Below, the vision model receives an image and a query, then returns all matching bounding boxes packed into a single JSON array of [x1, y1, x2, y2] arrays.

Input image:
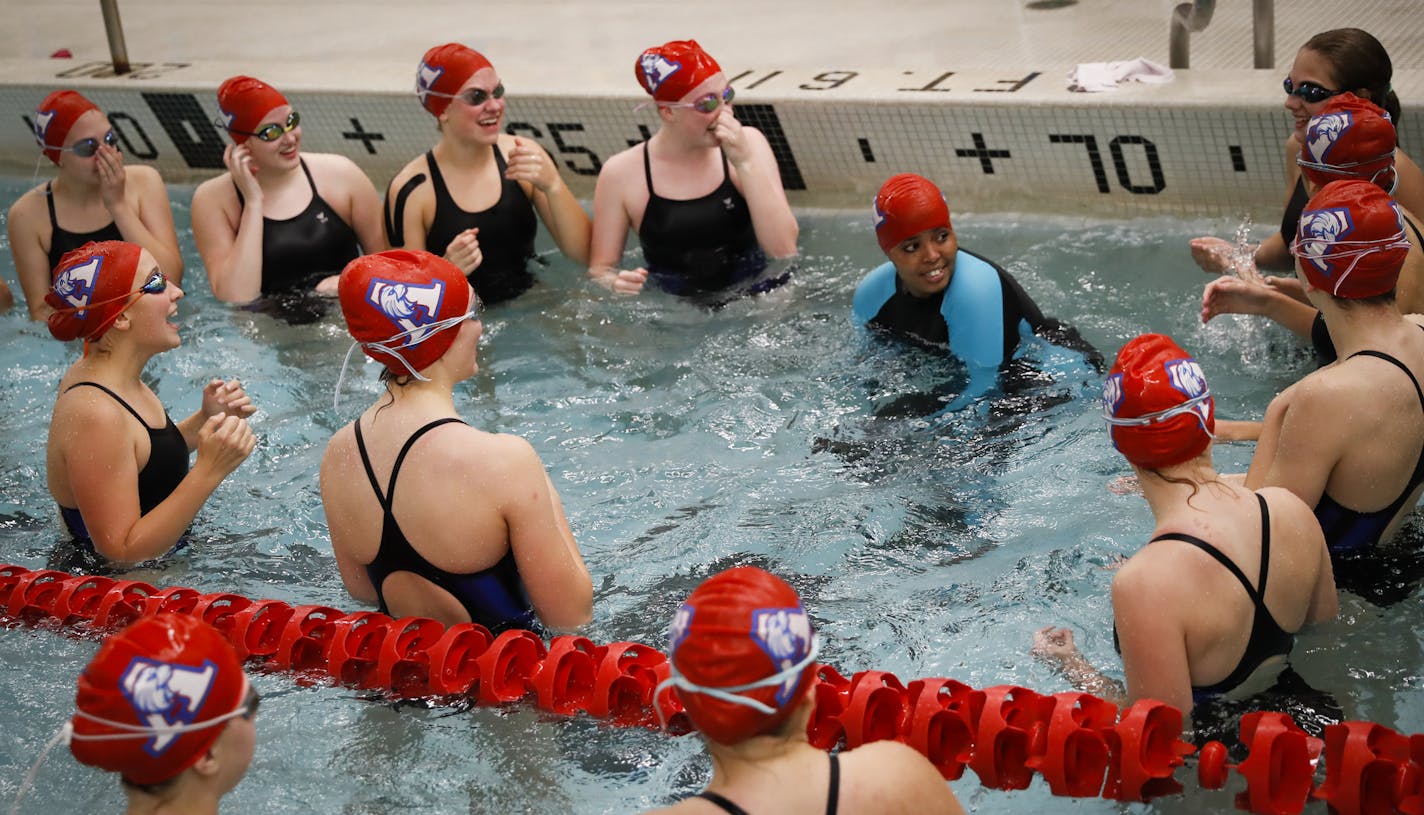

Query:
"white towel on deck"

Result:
[[1067, 58, 1175, 92]]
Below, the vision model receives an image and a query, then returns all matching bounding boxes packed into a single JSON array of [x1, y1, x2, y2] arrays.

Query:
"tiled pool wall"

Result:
[[1, 57, 1421, 218]]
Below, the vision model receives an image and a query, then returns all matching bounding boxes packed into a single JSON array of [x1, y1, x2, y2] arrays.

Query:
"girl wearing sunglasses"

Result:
[[192, 75, 385, 314], [45, 241, 257, 568], [1190, 29, 1424, 282], [589, 39, 798, 299], [6, 89, 183, 321], [385, 43, 591, 304]]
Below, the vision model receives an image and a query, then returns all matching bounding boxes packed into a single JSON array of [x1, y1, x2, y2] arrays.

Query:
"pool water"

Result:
[[0, 185, 1419, 814]]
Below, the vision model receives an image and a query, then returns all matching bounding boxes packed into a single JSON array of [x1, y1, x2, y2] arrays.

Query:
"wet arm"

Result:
[[116, 168, 185, 284], [6, 199, 55, 320], [730, 129, 798, 258], [192, 181, 264, 303], [502, 439, 593, 631]]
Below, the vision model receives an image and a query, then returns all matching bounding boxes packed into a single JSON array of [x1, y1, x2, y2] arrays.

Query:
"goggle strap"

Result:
[[8, 723, 69, 815], [1104, 391, 1215, 439], [332, 310, 473, 411], [654, 635, 821, 731], [66, 704, 250, 743]]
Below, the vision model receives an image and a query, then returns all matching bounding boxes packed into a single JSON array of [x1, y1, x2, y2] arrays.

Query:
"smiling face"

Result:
[[1285, 48, 1341, 140], [887, 224, 958, 298], [123, 249, 185, 350], [244, 104, 301, 171], [440, 67, 505, 144]]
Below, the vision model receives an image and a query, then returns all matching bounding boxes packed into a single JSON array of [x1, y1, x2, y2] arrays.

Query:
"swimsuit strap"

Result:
[[826, 752, 840, 815], [425, 150, 452, 202], [1346, 349, 1424, 413], [695, 791, 751, 815], [642, 141, 657, 198], [63, 381, 159, 430], [1148, 529, 1265, 605], [352, 417, 464, 512], [1404, 212, 1424, 248], [298, 157, 316, 193], [44, 181, 59, 230], [1255, 492, 1272, 595], [384, 173, 427, 247]]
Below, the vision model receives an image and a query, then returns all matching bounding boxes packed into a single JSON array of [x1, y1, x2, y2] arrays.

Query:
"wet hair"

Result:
[[1303, 29, 1400, 129]]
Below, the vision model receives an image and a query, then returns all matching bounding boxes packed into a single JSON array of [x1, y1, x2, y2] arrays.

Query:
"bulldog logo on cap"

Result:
[[1306, 112, 1352, 164], [119, 657, 218, 756], [366, 278, 445, 345], [639, 53, 681, 93], [750, 607, 811, 705], [1299, 207, 1352, 278], [32, 109, 56, 144], [415, 61, 444, 106], [52, 255, 103, 316]]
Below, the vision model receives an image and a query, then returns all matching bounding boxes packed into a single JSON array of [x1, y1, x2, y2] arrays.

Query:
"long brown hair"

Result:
[[1304, 29, 1400, 130]]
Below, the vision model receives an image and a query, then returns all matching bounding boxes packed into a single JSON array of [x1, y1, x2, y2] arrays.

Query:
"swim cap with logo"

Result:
[[46, 240, 146, 344], [635, 40, 722, 104], [217, 76, 289, 145], [416, 43, 494, 117], [70, 615, 248, 786], [1103, 333, 1215, 469], [338, 249, 473, 377], [1299, 93, 1397, 192], [661, 566, 818, 745], [34, 90, 100, 164], [1294, 179, 1409, 299]]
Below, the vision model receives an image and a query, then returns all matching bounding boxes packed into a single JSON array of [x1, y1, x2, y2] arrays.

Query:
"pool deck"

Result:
[[1, 1, 1423, 215]]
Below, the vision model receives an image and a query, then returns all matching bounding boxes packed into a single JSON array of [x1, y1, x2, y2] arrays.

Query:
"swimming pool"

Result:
[[0, 185, 1419, 813]]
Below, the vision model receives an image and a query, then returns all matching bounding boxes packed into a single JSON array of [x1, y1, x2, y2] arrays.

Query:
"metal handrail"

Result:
[[99, 0, 131, 75], [1170, 0, 1275, 70]]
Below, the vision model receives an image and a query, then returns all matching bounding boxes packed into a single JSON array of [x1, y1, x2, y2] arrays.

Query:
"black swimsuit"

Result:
[[386, 148, 537, 304], [637, 143, 770, 296], [695, 753, 839, 815], [353, 417, 537, 633], [1313, 349, 1424, 557], [45, 182, 122, 271], [1114, 494, 1293, 705], [57, 382, 189, 549], [234, 159, 361, 295]]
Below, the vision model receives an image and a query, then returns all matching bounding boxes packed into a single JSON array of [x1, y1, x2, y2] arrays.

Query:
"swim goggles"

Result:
[[332, 301, 483, 410], [421, 83, 505, 107], [52, 269, 168, 318], [220, 110, 300, 142], [1283, 77, 1341, 105], [42, 130, 119, 158], [1290, 227, 1412, 296], [654, 634, 820, 731], [1103, 390, 1215, 439], [638, 86, 735, 114]]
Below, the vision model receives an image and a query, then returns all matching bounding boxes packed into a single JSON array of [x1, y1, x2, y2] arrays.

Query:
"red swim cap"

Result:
[[1300, 94, 1397, 191], [873, 173, 951, 254], [34, 90, 100, 165], [416, 43, 495, 117], [70, 615, 248, 786], [1294, 179, 1409, 299], [635, 40, 722, 104], [338, 249, 473, 377], [46, 240, 145, 344], [217, 76, 288, 144], [665, 567, 817, 745], [1104, 334, 1215, 469]]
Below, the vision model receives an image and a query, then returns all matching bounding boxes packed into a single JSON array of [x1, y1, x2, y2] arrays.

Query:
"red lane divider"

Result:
[[2, 563, 1421, 813]]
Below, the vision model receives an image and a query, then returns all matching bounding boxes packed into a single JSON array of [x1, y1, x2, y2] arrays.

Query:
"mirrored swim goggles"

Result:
[[1283, 77, 1342, 104], [219, 110, 301, 142], [654, 634, 820, 731], [1290, 228, 1412, 296], [332, 299, 484, 410], [40, 129, 120, 158], [421, 83, 505, 107], [637, 85, 735, 114], [1103, 390, 1215, 439]]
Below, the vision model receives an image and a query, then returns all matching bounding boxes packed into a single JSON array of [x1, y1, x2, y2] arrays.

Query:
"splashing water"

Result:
[[1229, 214, 1263, 284]]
